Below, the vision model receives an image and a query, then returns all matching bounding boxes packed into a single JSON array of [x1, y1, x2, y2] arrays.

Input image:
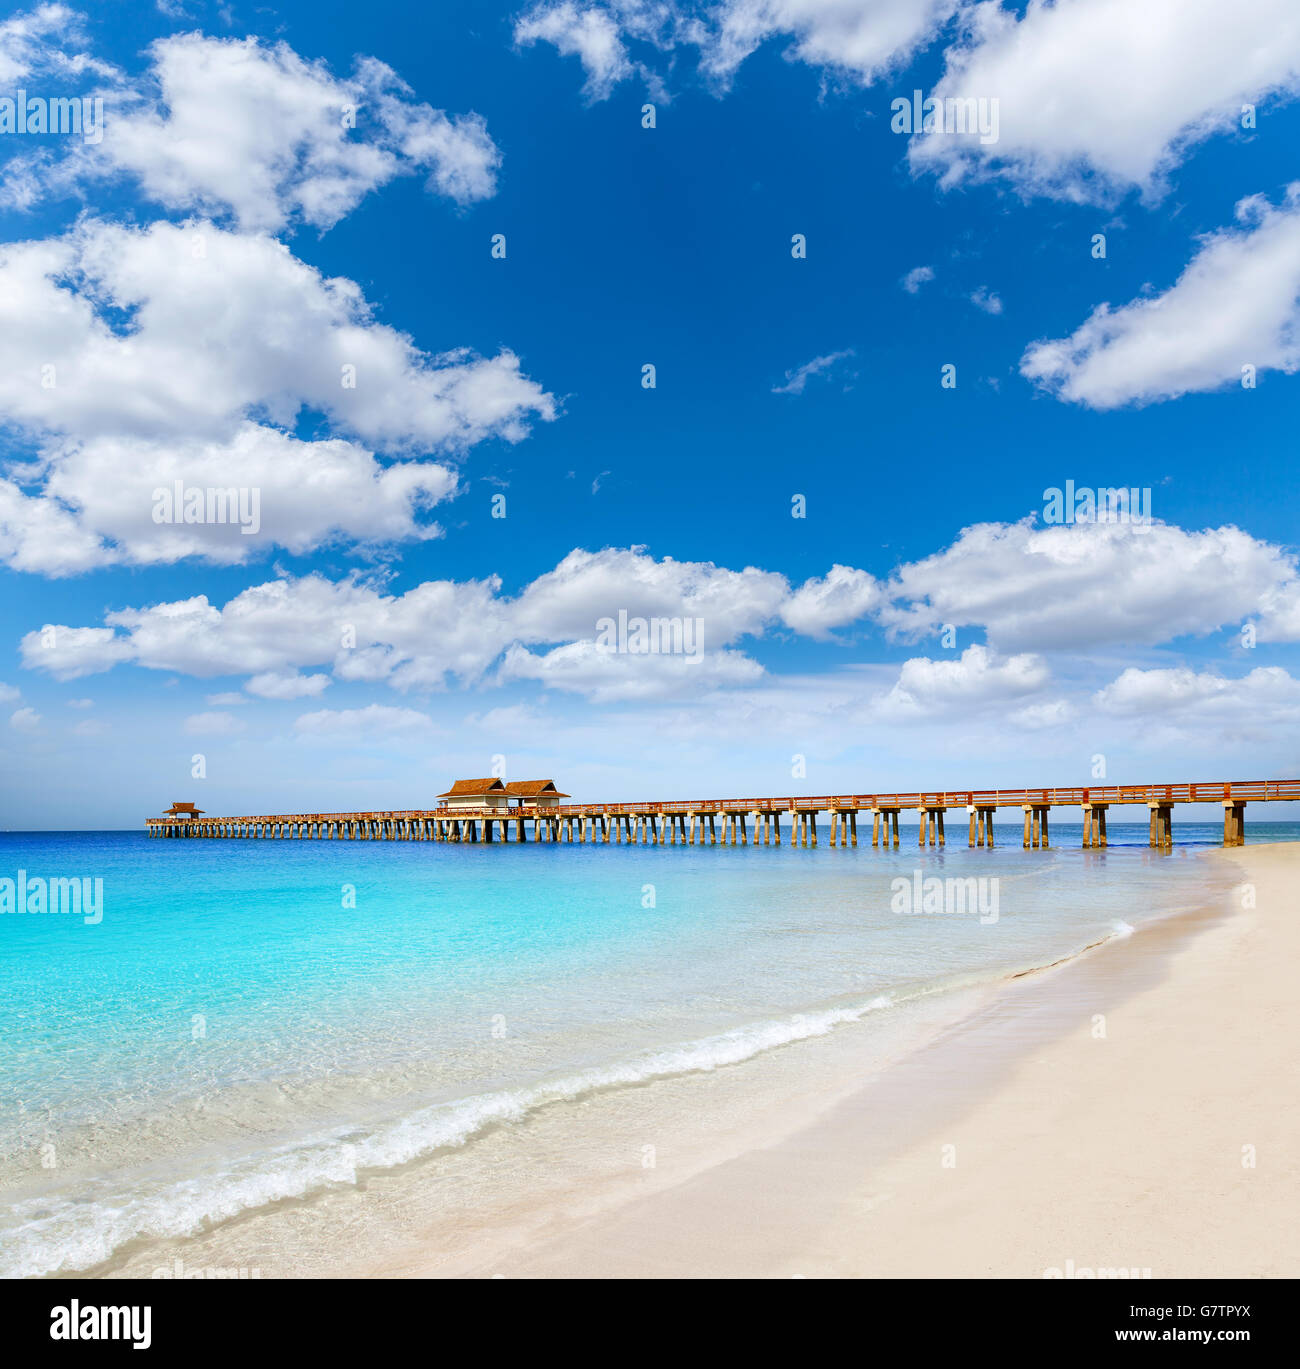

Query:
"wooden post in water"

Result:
[[1222, 800, 1245, 846], [1150, 802, 1172, 849]]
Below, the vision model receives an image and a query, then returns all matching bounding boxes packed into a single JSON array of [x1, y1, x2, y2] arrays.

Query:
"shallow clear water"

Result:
[[0, 822, 1286, 1277]]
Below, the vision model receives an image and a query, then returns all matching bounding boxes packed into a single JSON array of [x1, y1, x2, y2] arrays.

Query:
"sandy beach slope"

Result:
[[433, 843, 1299, 1278]]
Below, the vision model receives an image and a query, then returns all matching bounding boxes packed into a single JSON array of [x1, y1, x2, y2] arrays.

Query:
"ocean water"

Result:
[[0, 822, 1286, 1278]]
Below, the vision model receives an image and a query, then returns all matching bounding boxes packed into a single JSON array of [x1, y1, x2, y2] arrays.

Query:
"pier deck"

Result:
[[145, 780, 1299, 849]]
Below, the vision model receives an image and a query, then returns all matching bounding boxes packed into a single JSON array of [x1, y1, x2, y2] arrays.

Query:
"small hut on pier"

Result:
[[504, 780, 569, 810], [437, 778, 510, 811], [162, 802, 204, 821], [436, 779, 571, 811]]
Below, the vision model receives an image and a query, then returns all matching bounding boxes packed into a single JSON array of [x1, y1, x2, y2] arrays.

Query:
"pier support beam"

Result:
[[1020, 805, 1049, 849], [1223, 800, 1246, 847], [1148, 802, 1174, 850], [1082, 803, 1108, 848]]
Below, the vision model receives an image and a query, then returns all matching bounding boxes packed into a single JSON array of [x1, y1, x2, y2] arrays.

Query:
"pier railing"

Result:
[[146, 778, 1300, 829]]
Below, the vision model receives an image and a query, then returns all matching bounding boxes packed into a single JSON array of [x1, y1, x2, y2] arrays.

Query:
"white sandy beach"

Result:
[[413, 842, 1298, 1278]]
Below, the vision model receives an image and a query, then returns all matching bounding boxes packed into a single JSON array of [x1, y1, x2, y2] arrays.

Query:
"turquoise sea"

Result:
[[0, 822, 1290, 1277]]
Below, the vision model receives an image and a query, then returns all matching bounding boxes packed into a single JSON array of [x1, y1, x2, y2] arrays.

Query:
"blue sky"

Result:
[[1, 0, 1299, 827]]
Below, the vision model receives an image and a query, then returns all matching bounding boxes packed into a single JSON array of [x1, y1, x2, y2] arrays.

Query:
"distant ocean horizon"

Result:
[[2, 823, 1292, 1277]]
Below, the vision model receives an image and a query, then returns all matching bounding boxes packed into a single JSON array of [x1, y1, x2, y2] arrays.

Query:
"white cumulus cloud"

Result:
[[1021, 188, 1300, 408], [909, 0, 1300, 202], [3, 31, 501, 228], [0, 219, 553, 573]]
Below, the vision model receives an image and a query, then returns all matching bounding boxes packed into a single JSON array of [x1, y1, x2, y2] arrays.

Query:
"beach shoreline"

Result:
[[70, 839, 1296, 1280], [399, 841, 1298, 1278]]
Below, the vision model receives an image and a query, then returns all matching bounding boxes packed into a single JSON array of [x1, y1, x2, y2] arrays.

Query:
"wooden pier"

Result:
[[145, 780, 1297, 849]]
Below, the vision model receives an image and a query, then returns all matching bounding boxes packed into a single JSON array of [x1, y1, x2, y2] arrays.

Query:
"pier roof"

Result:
[[163, 801, 204, 815], [437, 778, 507, 798], [504, 780, 570, 798]]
